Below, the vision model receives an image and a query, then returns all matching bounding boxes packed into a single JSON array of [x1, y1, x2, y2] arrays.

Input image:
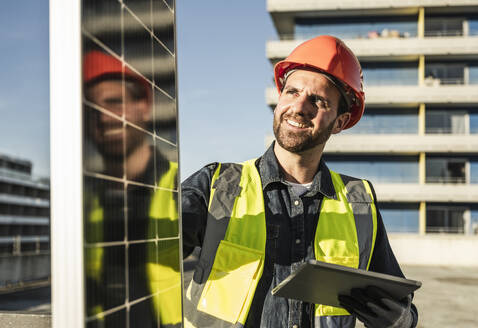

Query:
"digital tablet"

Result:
[[271, 260, 421, 307]]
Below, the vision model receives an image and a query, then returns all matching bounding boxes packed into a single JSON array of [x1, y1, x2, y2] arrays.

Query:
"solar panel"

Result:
[[82, 1, 181, 327]]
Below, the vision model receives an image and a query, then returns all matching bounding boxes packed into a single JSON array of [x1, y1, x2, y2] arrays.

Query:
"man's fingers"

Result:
[[338, 294, 376, 317], [339, 301, 371, 326], [366, 300, 392, 318], [381, 297, 406, 312], [365, 285, 393, 301]]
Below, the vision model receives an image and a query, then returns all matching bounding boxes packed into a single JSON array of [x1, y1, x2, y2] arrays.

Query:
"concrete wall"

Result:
[[389, 234, 478, 267], [267, 0, 478, 12], [267, 36, 478, 60], [0, 313, 51, 328], [0, 254, 50, 289], [324, 134, 478, 154]]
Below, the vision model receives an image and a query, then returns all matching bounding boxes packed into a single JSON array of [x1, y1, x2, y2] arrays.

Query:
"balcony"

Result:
[[365, 84, 478, 105], [0, 174, 49, 190], [0, 215, 49, 225], [374, 183, 478, 202], [267, 0, 476, 13], [268, 0, 478, 37], [323, 134, 478, 154], [265, 84, 478, 106], [0, 194, 50, 208], [267, 35, 478, 61]]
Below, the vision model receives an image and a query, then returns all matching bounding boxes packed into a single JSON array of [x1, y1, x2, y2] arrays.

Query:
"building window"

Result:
[[343, 108, 418, 134], [471, 161, 478, 184], [426, 157, 467, 183], [425, 17, 463, 37], [425, 63, 464, 85], [469, 66, 478, 85], [379, 203, 419, 233], [471, 209, 478, 235], [426, 205, 466, 233], [324, 155, 419, 183], [425, 110, 467, 134], [471, 112, 478, 133], [295, 17, 417, 40], [470, 19, 478, 36], [363, 63, 418, 86]]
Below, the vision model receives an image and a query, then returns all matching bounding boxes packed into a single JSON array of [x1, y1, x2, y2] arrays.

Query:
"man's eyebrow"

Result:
[[283, 84, 330, 105], [309, 94, 327, 103], [283, 85, 299, 92]]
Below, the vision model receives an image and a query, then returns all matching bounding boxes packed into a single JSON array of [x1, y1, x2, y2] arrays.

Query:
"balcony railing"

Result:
[[0, 235, 50, 256], [426, 226, 465, 234], [425, 127, 470, 134], [272, 29, 473, 41], [424, 30, 463, 37], [0, 168, 50, 189], [426, 176, 467, 184], [424, 77, 464, 86], [0, 194, 50, 207]]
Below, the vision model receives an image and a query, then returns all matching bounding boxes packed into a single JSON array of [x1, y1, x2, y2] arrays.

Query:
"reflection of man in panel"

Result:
[[182, 36, 419, 328], [83, 51, 181, 327], [83, 50, 152, 179]]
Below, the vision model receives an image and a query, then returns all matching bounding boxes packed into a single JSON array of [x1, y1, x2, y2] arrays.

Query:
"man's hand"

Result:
[[338, 286, 413, 328]]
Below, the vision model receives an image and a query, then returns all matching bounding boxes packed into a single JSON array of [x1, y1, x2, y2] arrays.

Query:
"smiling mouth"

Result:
[[103, 127, 123, 136], [286, 119, 308, 128]]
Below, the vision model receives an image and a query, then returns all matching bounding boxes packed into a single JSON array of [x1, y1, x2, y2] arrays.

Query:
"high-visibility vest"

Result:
[[147, 161, 183, 327], [86, 162, 182, 327], [184, 159, 377, 328]]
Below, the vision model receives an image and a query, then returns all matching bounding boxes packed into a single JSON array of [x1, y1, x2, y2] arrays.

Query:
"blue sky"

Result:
[[177, 1, 276, 178], [0, 1, 50, 177], [0, 1, 276, 179]]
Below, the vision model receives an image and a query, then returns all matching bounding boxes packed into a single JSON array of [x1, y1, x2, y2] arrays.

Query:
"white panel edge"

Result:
[[50, 0, 84, 327]]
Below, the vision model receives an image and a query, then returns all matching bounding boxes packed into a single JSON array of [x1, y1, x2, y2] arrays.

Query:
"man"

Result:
[[83, 50, 182, 327], [182, 35, 418, 328]]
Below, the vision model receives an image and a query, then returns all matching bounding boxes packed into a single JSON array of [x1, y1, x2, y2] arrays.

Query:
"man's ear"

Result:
[[332, 112, 351, 134]]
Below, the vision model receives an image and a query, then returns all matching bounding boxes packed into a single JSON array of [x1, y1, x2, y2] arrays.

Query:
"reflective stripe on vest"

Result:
[[184, 160, 265, 328], [85, 194, 105, 318], [314, 171, 378, 325], [185, 160, 377, 328], [147, 161, 183, 327]]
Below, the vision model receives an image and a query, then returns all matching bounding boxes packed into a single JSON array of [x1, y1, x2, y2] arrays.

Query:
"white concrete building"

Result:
[[266, 0, 478, 266], [0, 155, 50, 290]]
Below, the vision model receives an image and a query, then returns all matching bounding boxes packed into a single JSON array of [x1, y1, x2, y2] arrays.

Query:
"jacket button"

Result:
[[294, 200, 299, 206], [295, 239, 301, 244], [293, 325, 298, 328]]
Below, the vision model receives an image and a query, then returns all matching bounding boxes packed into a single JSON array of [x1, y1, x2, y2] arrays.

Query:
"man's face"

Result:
[[86, 79, 151, 157], [273, 69, 344, 153]]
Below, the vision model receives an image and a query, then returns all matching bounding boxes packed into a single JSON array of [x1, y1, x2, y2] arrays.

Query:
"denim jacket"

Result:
[[181, 144, 418, 328]]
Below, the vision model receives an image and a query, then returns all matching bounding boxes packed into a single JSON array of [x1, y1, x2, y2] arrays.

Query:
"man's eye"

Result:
[[313, 96, 326, 107], [104, 97, 123, 106]]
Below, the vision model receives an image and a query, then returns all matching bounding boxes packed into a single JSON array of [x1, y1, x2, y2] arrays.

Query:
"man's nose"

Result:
[[289, 93, 310, 115]]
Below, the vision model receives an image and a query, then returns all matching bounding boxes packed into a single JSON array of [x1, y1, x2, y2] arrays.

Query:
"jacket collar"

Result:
[[258, 142, 337, 199]]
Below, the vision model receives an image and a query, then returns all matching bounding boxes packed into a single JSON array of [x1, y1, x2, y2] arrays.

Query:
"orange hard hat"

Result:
[[274, 35, 364, 129], [83, 51, 151, 99]]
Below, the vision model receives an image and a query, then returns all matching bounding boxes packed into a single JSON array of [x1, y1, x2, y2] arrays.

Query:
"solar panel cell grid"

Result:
[[82, 1, 181, 326]]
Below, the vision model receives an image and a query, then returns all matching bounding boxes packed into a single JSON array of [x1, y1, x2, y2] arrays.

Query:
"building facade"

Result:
[[266, 0, 478, 266], [0, 154, 50, 291]]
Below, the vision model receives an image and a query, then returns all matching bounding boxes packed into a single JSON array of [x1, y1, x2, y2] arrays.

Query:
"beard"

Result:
[[273, 113, 336, 153]]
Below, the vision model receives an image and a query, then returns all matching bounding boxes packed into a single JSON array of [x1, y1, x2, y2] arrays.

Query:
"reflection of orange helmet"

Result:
[[274, 35, 364, 129], [83, 51, 151, 99]]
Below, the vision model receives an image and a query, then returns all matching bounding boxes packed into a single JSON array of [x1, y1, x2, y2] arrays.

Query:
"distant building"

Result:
[[0, 154, 50, 290], [266, 0, 478, 265]]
